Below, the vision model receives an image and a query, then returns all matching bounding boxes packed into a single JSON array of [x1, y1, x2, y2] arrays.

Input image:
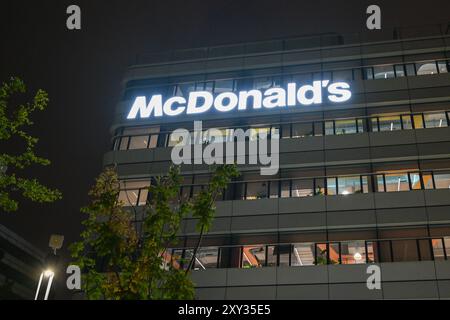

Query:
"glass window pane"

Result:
[[119, 137, 129, 150], [373, 65, 395, 79], [315, 243, 328, 265], [148, 135, 158, 148], [193, 247, 219, 270], [366, 241, 376, 263], [242, 245, 265, 268], [424, 113, 448, 128], [437, 61, 448, 73], [292, 122, 313, 138], [333, 69, 353, 81], [432, 239, 446, 260], [357, 119, 365, 133], [409, 173, 422, 190], [338, 176, 361, 195], [315, 178, 326, 196], [384, 172, 410, 192], [329, 243, 340, 264], [327, 178, 337, 195], [280, 180, 290, 198], [416, 62, 438, 75], [214, 79, 234, 93], [278, 245, 291, 266], [341, 241, 366, 264], [269, 181, 279, 198], [362, 176, 369, 193], [324, 121, 334, 135], [267, 246, 277, 267], [281, 124, 291, 139], [128, 135, 149, 150], [434, 171, 450, 189], [363, 67, 373, 80], [246, 181, 268, 200], [405, 64, 416, 76], [413, 114, 424, 129], [378, 115, 402, 131], [394, 65, 405, 77], [392, 240, 419, 262], [138, 189, 148, 205], [376, 175, 385, 192], [176, 83, 195, 98], [292, 179, 314, 197], [253, 77, 273, 90], [370, 118, 379, 132], [314, 121, 324, 136], [292, 243, 315, 266], [335, 119, 357, 135], [118, 190, 139, 206], [422, 173, 434, 189], [401, 115, 413, 129]]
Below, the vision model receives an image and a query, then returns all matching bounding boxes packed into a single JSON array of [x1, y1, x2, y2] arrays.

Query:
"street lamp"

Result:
[[34, 234, 64, 300]]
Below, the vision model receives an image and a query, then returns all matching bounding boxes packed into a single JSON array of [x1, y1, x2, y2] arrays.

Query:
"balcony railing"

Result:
[[164, 236, 450, 271]]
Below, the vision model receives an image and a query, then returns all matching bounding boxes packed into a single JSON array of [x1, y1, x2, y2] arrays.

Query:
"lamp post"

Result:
[[34, 234, 64, 300]]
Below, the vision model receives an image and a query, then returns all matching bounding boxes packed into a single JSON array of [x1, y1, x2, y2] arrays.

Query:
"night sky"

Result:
[[1, 0, 450, 294]]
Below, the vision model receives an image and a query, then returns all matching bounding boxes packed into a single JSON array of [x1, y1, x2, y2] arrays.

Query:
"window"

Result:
[[253, 77, 273, 90], [118, 180, 150, 206], [326, 178, 337, 195], [375, 175, 385, 192], [341, 241, 367, 264], [246, 181, 268, 199], [277, 245, 291, 266], [333, 69, 353, 81], [362, 67, 374, 80], [291, 179, 314, 197], [334, 119, 357, 135], [409, 172, 422, 190], [378, 115, 402, 131], [242, 245, 265, 268], [391, 239, 419, 262], [315, 243, 328, 265], [424, 113, 448, 128], [118, 126, 160, 150], [324, 121, 334, 135], [432, 239, 446, 260], [422, 172, 434, 189], [405, 63, 416, 76], [281, 124, 291, 139], [291, 243, 315, 266], [338, 176, 362, 195], [416, 62, 438, 75], [267, 245, 277, 266], [214, 79, 235, 93], [168, 131, 189, 147], [401, 115, 413, 129], [413, 114, 424, 129], [394, 65, 406, 77], [175, 83, 195, 98], [384, 172, 410, 192], [373, 65, 395, 79], [191, 247, 219, 270], [269, 181, 279, 198], [314, 121, 324, 136], [437, 61, 448, 73], [292, 122, 313, 138], [434, 171, 450, 189], [280, 180, 291, 198]]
